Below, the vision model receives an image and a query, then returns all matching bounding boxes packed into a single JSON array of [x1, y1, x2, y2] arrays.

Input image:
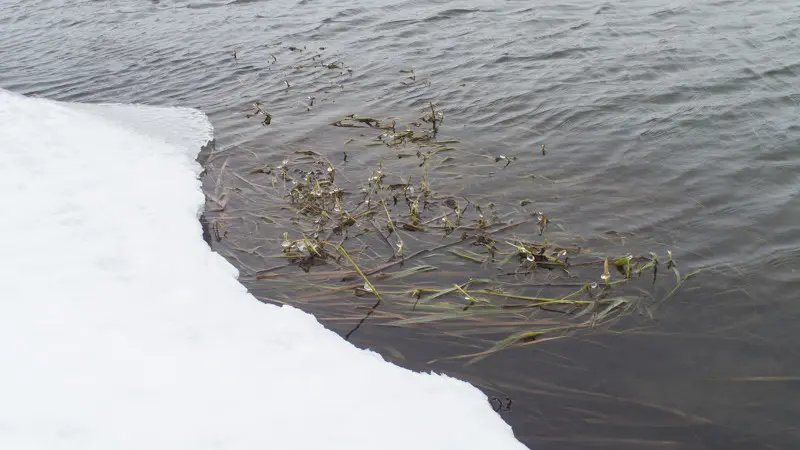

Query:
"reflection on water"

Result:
[[3, 0, 799, 447]]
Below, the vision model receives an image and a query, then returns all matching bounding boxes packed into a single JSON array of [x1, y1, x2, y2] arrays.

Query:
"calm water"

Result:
[[3, 0, 800, 448]]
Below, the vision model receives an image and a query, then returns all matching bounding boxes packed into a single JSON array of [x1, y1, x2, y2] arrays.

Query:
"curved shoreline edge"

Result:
[[0, 89, 527, 450]]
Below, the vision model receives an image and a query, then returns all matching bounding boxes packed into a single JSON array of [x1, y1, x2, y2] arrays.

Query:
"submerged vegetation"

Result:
[[203, 43, 695, 363], [207, 86, 693, 363]]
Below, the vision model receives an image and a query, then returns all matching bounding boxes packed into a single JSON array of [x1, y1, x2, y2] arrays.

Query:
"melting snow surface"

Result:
[[0, 89, 527, 450]]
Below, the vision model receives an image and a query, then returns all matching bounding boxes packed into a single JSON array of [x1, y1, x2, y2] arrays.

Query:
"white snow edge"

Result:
[[0, 89, 527, 450]]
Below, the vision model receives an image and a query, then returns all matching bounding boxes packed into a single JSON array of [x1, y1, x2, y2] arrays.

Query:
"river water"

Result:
[[3, 0, 799, 448]]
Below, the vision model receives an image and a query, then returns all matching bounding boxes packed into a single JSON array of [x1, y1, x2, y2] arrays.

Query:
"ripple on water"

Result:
[[3, 0, 800, 447]]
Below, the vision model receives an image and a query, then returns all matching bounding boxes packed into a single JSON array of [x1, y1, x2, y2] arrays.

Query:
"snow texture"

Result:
[[0, 89, 527, 450]]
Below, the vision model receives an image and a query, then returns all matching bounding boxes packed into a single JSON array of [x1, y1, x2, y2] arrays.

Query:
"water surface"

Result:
[[3, 0, 799, 447]]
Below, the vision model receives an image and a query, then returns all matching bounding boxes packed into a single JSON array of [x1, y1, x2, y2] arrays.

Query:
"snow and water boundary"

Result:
[[0, 89, 527, 450]]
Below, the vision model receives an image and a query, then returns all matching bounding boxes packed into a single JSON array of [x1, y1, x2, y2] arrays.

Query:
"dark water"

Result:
[[4, 0, 800, 447]]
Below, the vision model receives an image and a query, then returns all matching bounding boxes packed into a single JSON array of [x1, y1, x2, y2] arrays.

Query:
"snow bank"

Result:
[[0, 89, 527, 450]]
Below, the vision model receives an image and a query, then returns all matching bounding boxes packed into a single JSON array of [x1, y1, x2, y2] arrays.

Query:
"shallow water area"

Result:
[[3, 0, 800, 447], [1, 89, 530, 450]]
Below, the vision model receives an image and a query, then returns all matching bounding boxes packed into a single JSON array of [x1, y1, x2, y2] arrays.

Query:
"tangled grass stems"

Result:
[[226, 101, 695, 361]]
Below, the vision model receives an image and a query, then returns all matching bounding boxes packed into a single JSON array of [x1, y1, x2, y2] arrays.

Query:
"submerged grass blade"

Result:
[[385, 310, 482, 326], [449, 249, 487, 264], [377, 265, 438, 280], [453, 284, 490, 309], [334, 244, 384, 304], [593, 296, 634, 321], [428, 335, 569, 365]]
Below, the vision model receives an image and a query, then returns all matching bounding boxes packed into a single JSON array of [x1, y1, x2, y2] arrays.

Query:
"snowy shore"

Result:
[[0, 90, 527, 450]]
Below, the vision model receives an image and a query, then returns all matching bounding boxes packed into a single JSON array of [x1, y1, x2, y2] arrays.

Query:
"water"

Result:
[[3, 0, 800, 447]]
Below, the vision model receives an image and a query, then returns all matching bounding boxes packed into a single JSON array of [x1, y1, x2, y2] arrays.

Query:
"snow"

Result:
[[0, 89, 527, 450]]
